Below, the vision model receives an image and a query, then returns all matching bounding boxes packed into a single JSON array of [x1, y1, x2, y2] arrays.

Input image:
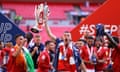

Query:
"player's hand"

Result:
[[34, 46, 38, 51]]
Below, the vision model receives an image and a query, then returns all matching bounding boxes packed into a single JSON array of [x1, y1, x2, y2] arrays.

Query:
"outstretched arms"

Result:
[[104, 32, 118, 48], [44, 18, 57, 41]]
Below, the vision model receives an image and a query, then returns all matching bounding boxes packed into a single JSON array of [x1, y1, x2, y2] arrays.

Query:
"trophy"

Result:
[[91, 52, 97, 65], [31, 2, 50, 33], [96, 23, 104, 37], [91, 54, 97, 64]]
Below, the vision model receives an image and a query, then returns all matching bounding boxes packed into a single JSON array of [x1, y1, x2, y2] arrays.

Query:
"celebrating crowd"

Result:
[[0, 18, 120, 72]]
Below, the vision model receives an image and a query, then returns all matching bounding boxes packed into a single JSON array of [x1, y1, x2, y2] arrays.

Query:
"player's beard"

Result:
[[64, 38, 70, 45], [96, 45, 100, 49]]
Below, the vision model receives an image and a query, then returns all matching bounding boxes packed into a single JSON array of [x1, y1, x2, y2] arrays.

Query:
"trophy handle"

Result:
[[31, 3, 44, 33]]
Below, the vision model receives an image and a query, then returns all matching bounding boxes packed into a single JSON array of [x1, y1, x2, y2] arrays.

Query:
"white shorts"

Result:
[[86, 69, 95, 72]]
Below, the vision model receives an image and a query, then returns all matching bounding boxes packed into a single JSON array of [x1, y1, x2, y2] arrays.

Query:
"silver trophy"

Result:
[[31, 3, 50, 33]]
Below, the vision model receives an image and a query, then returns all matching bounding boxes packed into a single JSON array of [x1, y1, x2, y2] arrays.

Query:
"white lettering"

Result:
[[79, 24, 119, 36], [89, 25, 95, 35], [111, 25, 118, 32], [0, 23, 13, 43]]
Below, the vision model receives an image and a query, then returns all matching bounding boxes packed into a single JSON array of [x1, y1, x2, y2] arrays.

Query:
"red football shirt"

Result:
[[37, 49, 51, 72], [95, 47, 107, 71], [111, 44, 120, 72], [80, 45, 95, 69], [7, 45, 27, 72]]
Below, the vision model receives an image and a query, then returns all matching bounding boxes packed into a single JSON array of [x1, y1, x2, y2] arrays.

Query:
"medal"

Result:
[[87, 45, 93, 60]]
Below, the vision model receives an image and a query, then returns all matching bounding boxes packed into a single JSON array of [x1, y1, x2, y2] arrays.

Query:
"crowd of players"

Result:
[[0, 18, 120, 72]]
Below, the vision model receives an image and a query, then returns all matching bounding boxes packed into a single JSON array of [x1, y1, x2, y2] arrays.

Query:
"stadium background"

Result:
[[0, 0, 105, 42]]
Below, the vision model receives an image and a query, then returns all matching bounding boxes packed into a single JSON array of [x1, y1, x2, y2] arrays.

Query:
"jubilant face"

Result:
[[48, 42, 56, 52], [76, 40, 85, 48], [16, 36, 25, 46], [95, 40, 102, 48], [86, 38, 94, 46], [62, 32, 72, 44], [34, 35, 41, 45]]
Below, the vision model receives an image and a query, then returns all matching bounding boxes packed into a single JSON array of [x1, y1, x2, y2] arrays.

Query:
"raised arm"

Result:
[[44, 18, 57, 41], [104, 32, 118, 48], [12, 45, 22, 57]]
